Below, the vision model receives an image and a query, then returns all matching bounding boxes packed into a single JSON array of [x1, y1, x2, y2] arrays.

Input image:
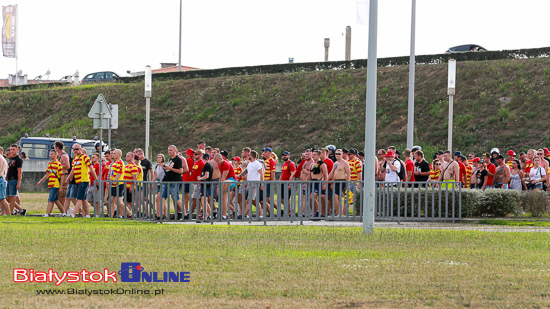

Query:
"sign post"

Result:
[[88, 94, 112, 218], [447, 60, 456, 152]]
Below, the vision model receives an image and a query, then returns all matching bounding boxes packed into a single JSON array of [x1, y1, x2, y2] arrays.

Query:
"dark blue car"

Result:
[[81, 71, 119, 84]]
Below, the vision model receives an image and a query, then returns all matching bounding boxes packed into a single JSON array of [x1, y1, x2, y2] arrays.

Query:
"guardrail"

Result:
[[84, 179, 462, 223]]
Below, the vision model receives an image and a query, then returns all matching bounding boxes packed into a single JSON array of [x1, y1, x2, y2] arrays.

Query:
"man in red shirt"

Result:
[[483, 153, 496, 187], [87, 153, 101, 216], [182, 148, 195, 214], [261, 147, 278, 217], [403, 149, 415, 183], [320, 148, 334, 216], [454, 151, 466, 187], [189, 150, 205, 217], [214, 153, 237, 220], [524, 149, 535, 174], [279, 151, 296, 217]]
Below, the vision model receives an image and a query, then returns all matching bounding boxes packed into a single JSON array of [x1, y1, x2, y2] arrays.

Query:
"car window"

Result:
[[21, 143, 49, 159], [95, 72, 105, 79], [84, 74, 94, 79], [105, 72, 114, 79]]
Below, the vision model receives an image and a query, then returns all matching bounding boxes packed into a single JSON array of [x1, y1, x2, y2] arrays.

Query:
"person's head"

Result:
[[403, 148, 411, 159], [468, 153, 475, 160], [506, 150, 515, 160], [358, 151, 365, 161], [262, 147, 272, 159], [271, 152, 278, 162], [533, 156, 541, 167], [92, 153, 99, 163], [114, 149, 122, 160], [519, 152, 526, 160], [193, 150, 202, 162], [101, 156, 107, 166], [205, 146, 212, 155], [242, 147, 251, 158], [0, 146, 3, 155], [157, 154, 165, 164], [20, 151, 27, 159], [249, 150, 258, 162], [527, 149, 535, 160], [443, 150, 452, 162], [460, 156, 468, 165], [537, 149, 545, 159], [214, 153, 224, 165], [304, 149, 312, 160], [300, 153, 305, 161], [472, 157, 480, 168], [72, 143, 82, 156], [348, 148, 357, 159], [202, 153, 210, 162], [483, 153, 491, 162], [282, 151, 290, 162], [312, 149, 321, 160], [388, 146, 396, 152], [385, 150, 395, 161], [454, 151, 462, 161], [212, 148, 219, 156], [49, 149, 57, 161], [436, 150, 443, 161], [54, 141, 64, 152], [432, 159, 441, 170], [10, 144, 18, 156], [135, 148, 145, 160], [335, 149, 343, 160], [415, 150, 424, 162], [377, 149, 387, 160], [232, 156, 242, 166], [512, 159, 520, 170], [197, 140, 205, 150], [478, 159, 486, 169], [125, 152, 134, 163], [104, 151, 111, 161], [320, 148, 328, 160], [133, 154, 141, 165], [342, 148, 349, 160], [496, 155, 505, 165], [220, 150, 229, 160], [168, 145, 177, 158]]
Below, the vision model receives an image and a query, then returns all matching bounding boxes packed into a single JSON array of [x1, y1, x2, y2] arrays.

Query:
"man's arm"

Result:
[[486, 165, 495, 177], [454, 163, 460, 182], [504, 166, 511, 185], [181, 159, 189, 174], [220, 170, 229, 182], [345, 162, 351, 181]]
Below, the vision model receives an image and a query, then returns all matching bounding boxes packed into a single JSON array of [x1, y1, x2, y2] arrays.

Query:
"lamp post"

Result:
[[447, 59, 456, 152], [178, 0, 182, 72], [145, 65, 152, 159], [406, 0, 416, 149]]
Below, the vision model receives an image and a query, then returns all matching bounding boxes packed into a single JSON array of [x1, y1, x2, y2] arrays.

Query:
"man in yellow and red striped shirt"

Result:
[[460, 156, 472, 188], [109, 149, 126, 218], [123, 152, 139, 213], [261, 147, 278, 216], [37, 149, 65, 216], [64, 144, 97, 218]]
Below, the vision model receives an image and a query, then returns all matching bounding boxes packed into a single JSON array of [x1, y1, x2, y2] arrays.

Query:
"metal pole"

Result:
[[448, 95, 453, 151], [108, 103, 112, 149], [98, 105, 103, 218], [363, 0, 377, 234], [406, 0, 416, 149], [145, 97, 150, 159], [178, 0, 182, 72]]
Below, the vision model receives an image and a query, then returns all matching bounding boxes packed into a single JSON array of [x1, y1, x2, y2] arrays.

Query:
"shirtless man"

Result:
[[376, 149, 387, 182], [236, 147, 251, 216], [492, 155, 511, 189], [469, 157, 480, 189], [0, 151, 10, 215], [291, 149, 314, 216], [438, 150, 459, 188], [309, 150, 328, 217], [537, 149, 550, 187], [327, 149, 350, 216], [209, 149, 221, 216], [54, 141, 71, 207]]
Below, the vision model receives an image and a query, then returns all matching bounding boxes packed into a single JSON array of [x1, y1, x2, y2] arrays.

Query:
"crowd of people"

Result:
[[0, 140, 546, 219]]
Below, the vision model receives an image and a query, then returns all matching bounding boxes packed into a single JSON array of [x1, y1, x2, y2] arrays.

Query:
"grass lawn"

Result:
[[1, 217, 549, 308], [478, 219, 550, 227]]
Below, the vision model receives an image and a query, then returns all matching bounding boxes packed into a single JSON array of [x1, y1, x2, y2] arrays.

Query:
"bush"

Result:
[[520, 191, 550, 217]]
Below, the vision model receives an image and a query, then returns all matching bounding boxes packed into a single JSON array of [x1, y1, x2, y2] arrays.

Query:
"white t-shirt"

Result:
[[246, 160, 263, 181], [530, 166, 546, 182], [385, 160, 401, 183]]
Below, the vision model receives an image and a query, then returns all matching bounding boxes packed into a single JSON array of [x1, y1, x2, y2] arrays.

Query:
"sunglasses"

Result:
[[435, 163, 441, 166], [336, 153, 342, 155], [538, 153, 544, 155], [72, 148, 80, 150]]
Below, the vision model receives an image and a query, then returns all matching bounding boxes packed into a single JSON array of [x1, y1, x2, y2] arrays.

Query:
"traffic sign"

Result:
[[88, 94, 112, 119]]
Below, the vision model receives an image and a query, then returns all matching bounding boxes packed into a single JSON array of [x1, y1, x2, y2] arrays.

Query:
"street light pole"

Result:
[[145, 66, 152, 159], [178, 0, 182, 72], [407, 0, 416, 149], [447, 59, 456, 152]]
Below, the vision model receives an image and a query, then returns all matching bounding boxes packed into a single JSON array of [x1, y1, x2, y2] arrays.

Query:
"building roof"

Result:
[[151, 65, 199, 74]]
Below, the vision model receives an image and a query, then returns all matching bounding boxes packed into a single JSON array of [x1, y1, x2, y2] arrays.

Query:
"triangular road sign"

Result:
[[88, 94, 112, 119]]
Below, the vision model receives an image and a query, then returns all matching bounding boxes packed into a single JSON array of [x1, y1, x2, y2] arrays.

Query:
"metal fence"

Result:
[[87, 179, 461, 223]]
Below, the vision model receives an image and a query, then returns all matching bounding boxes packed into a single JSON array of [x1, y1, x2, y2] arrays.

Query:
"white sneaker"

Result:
[[61, 213, 66, 217], [70, 214, 75, 218], [84, 215, 90, 218], [67, 208, 74, 215], [42, 214, 49, 217]]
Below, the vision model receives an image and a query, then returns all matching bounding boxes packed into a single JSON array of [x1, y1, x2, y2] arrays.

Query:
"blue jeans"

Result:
[[0, 177, 6, 200], [162, 183, 179, 202], [6, 179, 17, 197], [48, 187, 60, 202]]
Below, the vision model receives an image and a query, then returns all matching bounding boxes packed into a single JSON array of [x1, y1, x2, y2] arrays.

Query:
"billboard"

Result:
[[2, 5, 17, 58]]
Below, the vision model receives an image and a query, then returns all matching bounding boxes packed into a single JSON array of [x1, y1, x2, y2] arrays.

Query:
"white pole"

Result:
[[145, 66, 152, 159], [406, 0, 416, 149], [363, 0, 377, 234], [447, 59, 456, 152], [178, 0, 182, 72], [448, 95, 453, 152]]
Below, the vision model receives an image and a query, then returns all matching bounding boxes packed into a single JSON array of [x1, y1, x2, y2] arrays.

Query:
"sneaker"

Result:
[[84, 215, 90, 218], [222, 216, 228, 220], [245, 215, 250, 219], [70, 214, 75, 218], [154, 216, 161, 221], [176, 212, 183, 220], [61, 213, 66, 217], [314, 211, 320, 218], [42, 214, 49, 218], [20, 209, 27, 216], [67, 208, 74, 215], [12, 209, 19, 215], [183, 215, 189, 220], [237, 215, 243, 220], [259, 215, 264, 219]]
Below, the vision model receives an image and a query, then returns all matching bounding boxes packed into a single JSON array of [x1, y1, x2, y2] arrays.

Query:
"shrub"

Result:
[[520, 191, 550, 217]]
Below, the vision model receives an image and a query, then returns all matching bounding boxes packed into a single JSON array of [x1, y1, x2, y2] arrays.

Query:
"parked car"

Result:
[[445, 44, 487, 53], [81, 71, 119, 84]]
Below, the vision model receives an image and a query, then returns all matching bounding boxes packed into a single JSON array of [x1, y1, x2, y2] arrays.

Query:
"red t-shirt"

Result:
[[324, 158, 334, 175], [457, 161, 466, 182], [90, 163, 100, 186], [182, 157, 194, 181], [191, 159, 205, 182], [405, 159, 415, 182], [525, 160, 533, 174], [486, 163, 496, 186], [219, 160, 236, 180], [280, 160, 296, 181]]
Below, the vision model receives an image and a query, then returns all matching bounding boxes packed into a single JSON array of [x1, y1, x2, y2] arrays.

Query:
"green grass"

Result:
[[478, 219, 550, 226], [0, 218, 549, 307]]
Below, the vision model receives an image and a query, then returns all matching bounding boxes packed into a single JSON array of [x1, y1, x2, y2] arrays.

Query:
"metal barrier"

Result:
[[87, 180, 461, 223], [375, 181, 462, 223]]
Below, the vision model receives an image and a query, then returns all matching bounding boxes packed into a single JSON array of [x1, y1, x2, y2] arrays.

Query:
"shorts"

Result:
[[441, 180, 455, 189], [278, 183, 291, 201], [333, 181, 347, 196], [470, 184, 476, 189], [225, 178, 236, 190], [156, 183, 162, 194], [76, 182, 89, 201], [237, 183, 246, 195], [493, 183, 508, 189], [191, 184, 201, 199], [312, 181, 322, 194], [48, 187, 60, 203], [6, 179, 17, 197], [0, 177, 5, 201], [67, 183, 78, 199], [259, 183, 272, 202], [199, 184, 212, 197], [247, 183, 259, 201], [87, 185, 97, 202], [183, 183, 191, 194], [125, 188, 133, 203], [111, 184, 124, 197], [162, 183, 179, 201], [211, 179, 220, 198]]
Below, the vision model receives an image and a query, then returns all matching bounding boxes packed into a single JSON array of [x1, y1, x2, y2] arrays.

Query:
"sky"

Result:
[[0, 0, 549, 80]]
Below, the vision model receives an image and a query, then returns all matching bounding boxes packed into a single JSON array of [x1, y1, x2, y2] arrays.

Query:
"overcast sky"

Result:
[[1, 0, 548, 80]]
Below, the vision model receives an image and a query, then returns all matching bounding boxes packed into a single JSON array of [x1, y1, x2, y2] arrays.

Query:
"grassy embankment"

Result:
[[1, 57, 550, 158]]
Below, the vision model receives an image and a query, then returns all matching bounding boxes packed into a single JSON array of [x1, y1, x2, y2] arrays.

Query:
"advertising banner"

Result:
[[2, 5, 17, 58]]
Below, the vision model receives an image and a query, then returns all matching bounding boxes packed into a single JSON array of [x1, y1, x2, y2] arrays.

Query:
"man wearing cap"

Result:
[[474, 159, 488, 189], [490, 150, 499, 166], [181, 148, 195, 214], [341, 149, 349, 161], [438, 151, 459, 188], [506, 150, 516, 169], [261, 147, 278, 217], [384, 151, 401, 184], [279, 151, 295, 217], [453, 151, 466, 187], [493, 155, 511, 189], [469, 157, 480, 189]]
